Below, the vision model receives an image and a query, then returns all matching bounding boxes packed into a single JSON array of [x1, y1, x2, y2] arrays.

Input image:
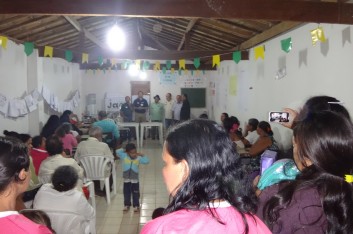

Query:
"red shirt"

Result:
[[30, 148, 49, 175]]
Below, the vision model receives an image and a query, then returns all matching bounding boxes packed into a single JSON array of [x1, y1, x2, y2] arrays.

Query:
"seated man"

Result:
[[75, 126, 114, 195], [92, 111, 120, 150]]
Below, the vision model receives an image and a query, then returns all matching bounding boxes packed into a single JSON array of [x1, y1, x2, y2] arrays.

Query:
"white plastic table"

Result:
[[140, 122, 163, 148], [118, 122, 140, 148]]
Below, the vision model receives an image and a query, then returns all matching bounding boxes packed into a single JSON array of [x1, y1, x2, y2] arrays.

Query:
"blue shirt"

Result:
[[92, 119, 120, 139], [120, 103, 133, 122], [116, 149, 149, 180], [133, 98, 149, 113]]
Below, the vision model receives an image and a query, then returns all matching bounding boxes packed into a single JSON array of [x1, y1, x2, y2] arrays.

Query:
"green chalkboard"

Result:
[[181, 88, 206, 108]]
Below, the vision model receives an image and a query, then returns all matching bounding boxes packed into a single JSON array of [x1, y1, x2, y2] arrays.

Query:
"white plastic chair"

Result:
[[45, 210, 95, 234], [78, 155, 117, 204], [83, 180, 96, 210]]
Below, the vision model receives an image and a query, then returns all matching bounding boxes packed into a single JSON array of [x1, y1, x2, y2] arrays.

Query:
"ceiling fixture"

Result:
[[106, 25, 125, 51]]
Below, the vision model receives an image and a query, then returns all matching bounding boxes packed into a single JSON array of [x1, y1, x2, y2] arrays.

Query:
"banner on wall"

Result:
[[105, 94, 125, 112], [159, 70, 176, 85]]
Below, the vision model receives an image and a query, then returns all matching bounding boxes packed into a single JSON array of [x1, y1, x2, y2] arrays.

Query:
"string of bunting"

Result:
[[0, 25, 327, 75]]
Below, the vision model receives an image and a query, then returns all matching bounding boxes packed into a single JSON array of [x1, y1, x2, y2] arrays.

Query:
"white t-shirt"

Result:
[[245, 131, 260, 145]]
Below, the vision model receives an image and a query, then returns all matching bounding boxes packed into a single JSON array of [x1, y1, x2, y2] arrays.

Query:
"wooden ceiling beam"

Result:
[[63, 16, 108, 50], [1, 0, 353, 24], [178, 18, 198, 51]]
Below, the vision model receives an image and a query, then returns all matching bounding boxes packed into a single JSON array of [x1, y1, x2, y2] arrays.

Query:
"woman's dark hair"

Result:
[[55, 123, 72, 138], [32, 136, 44, 148], [222, 112, 229, 119], [19, 209, 55, 233], [182, 93, 188, 99], [223, 116, 242, 137], [59, 110, 73, 124], [18, 134, 31, 144], [248, 118, 259, 130], [152, 207, 165, 219], [263, 111, 353, 233], [0, 136, 30, 193], [41, 115, 60, 139], [164, 119, 257, 233], [3, 130, 20, 139], [295, 96, 351, 126], [199, 113, 208, 119], [45, 136, 63, 156], [52, 165, 78, 192], [125, 143, 136, 152], [258, 121, 273, 136]]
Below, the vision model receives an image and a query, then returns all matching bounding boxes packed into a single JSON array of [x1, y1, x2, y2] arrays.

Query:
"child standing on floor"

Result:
[[116, 143, 149, 212]]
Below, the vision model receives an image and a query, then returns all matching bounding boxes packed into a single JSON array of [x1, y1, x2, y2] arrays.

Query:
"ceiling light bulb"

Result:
[[139, 71, 147, 80], [107, 25, 125, 51], [128, 64, 139, 77]]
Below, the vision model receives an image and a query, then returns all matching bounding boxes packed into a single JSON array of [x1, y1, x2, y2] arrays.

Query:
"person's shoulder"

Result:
[[1, 214, 52, 234]]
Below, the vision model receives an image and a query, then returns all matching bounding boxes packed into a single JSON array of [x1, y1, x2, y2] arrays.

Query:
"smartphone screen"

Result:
[[269, 111, 289, 123]]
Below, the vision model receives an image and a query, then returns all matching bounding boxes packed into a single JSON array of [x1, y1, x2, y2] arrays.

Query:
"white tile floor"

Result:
[[95, 140, 169, 234]]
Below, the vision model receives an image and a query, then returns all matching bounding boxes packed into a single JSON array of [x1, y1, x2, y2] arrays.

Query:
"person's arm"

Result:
[[115, 148, 126, 160], [248, 137, 271, 156], [138, 153, 150, 164], [77, 192, 95, 221]]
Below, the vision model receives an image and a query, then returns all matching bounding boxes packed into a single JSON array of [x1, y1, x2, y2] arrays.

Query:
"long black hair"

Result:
[[164, 119, 257, 233], [263, 111, 353, 233]]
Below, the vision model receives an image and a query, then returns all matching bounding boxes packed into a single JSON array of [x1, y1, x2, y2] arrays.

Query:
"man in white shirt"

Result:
[[172, 95, 183, 124], [241, 118, 260, 147], [74, 126, 114, 196], [164, 93, 175, 130]]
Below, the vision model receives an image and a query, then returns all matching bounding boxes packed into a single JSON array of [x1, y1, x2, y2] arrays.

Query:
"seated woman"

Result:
[[40, 115, 61, 139], [0, 136, 52, 233], [141, 119, 271, 234], [256, 111, 353, 233], [55, 123, 77, 156], [223, 116, 245, 149], [30, 136, 49, 176], [247, 121, 278, 157], [59, 110, 82, 135], [34, 166, 95, 234]]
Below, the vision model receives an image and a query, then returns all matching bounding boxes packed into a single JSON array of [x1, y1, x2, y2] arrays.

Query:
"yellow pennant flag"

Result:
[[0, 36, 8, 49], [254, 46, 265, 60], [212, 55, 220, 68], [196, 70, 200, 76], [154, 61, 160, 71], [82, 53, 89, 64], [44, 46, 53, 58], [179, 59, 186, 70], [171, 68, 175, 73], [135, 60, 141, 69], [184, 69, 189, 75], [311, 26, 326, 46]]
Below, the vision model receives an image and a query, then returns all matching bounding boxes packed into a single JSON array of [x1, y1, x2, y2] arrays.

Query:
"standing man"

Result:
[[164, 93, 174, 130], [180, 93, 191, 121], [150, 95, 164, 140], [120, 96, 135, 140], [133, 91, 149, 123], [172, 95, 183, 124]]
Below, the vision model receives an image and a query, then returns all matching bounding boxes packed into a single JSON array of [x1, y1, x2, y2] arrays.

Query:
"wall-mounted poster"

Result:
[[159, 70, 176, 85]]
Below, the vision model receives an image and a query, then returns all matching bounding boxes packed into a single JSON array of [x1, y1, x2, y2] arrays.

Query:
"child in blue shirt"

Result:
[[116, 143, 149, 212]]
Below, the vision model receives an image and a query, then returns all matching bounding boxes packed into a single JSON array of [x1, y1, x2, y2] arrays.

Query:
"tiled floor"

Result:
[[95, 140, 169, 234]]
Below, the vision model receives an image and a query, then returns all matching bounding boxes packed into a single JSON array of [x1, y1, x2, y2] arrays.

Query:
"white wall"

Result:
[[209, 23, 353, 150]]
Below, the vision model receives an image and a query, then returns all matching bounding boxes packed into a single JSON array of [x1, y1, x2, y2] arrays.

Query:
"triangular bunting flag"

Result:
[[184, 69, 189, 75], [232, 51, 241, 64], [179, 59, 185, 70], [44, 46, 53, 58], [135, 60, 141, 69], [0, 36, 8, 49], [24, 42, 34, 56], [194, 57, 200, 69], [254, 46, 265, 60], [281, 37, 292, 53], [143, 61, 150, 70], [111, 58, 117, 66], [196, 70, 200, 76], [166, 60, 172, 69], [178, 69, 182, 76], [171, 68, 175, 73], [98, 56, 103, 66], [202, 70, 205, 75], [82, 53, 89, 64], [162, 67, 166, 74], [311, 26, 326, 46], [65, 50, 73, 62], [212, 55, 220, 68], [191, 70, 194, 76], [154, 61, 160, 71]]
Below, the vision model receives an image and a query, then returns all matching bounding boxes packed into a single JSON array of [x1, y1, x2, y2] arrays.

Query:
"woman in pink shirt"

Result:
[[0, 136, 52, 233], [141, 119, 270, 234], [56, 123, 77, 156]]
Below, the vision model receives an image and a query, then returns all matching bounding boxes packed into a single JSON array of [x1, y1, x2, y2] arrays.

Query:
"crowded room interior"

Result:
[[1, 1, 353, 234]]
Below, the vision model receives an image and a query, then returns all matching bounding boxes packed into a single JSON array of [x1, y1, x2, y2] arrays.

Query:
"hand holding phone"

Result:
[[269, 111, 289, 123]]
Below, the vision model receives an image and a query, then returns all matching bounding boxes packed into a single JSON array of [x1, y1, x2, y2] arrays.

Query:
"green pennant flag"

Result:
[[232, 51, 241, 64], [98, 56, 103, 66], [24, 42, 34, 56], [191, 70, 194, 76], [202, 70, 205, 75], [166, 60, 172, 69], [194, 58, 200, 69], [93, 69, 96, 75], [162, 67, 167, 74], [65, 50, 73, 62], [143, 61, 150, 70], [281, 37, 292, 53], [178, 69, 182, 76]]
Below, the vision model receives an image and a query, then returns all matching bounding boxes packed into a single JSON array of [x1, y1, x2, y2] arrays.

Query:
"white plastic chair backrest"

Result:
[[79, 155, 112, 180], [45, 210, 89, 234]]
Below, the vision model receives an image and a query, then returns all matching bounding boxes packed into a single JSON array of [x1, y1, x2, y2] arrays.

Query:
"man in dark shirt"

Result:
[[120, 96, 133, 122], [133, 91, 149, 123]]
